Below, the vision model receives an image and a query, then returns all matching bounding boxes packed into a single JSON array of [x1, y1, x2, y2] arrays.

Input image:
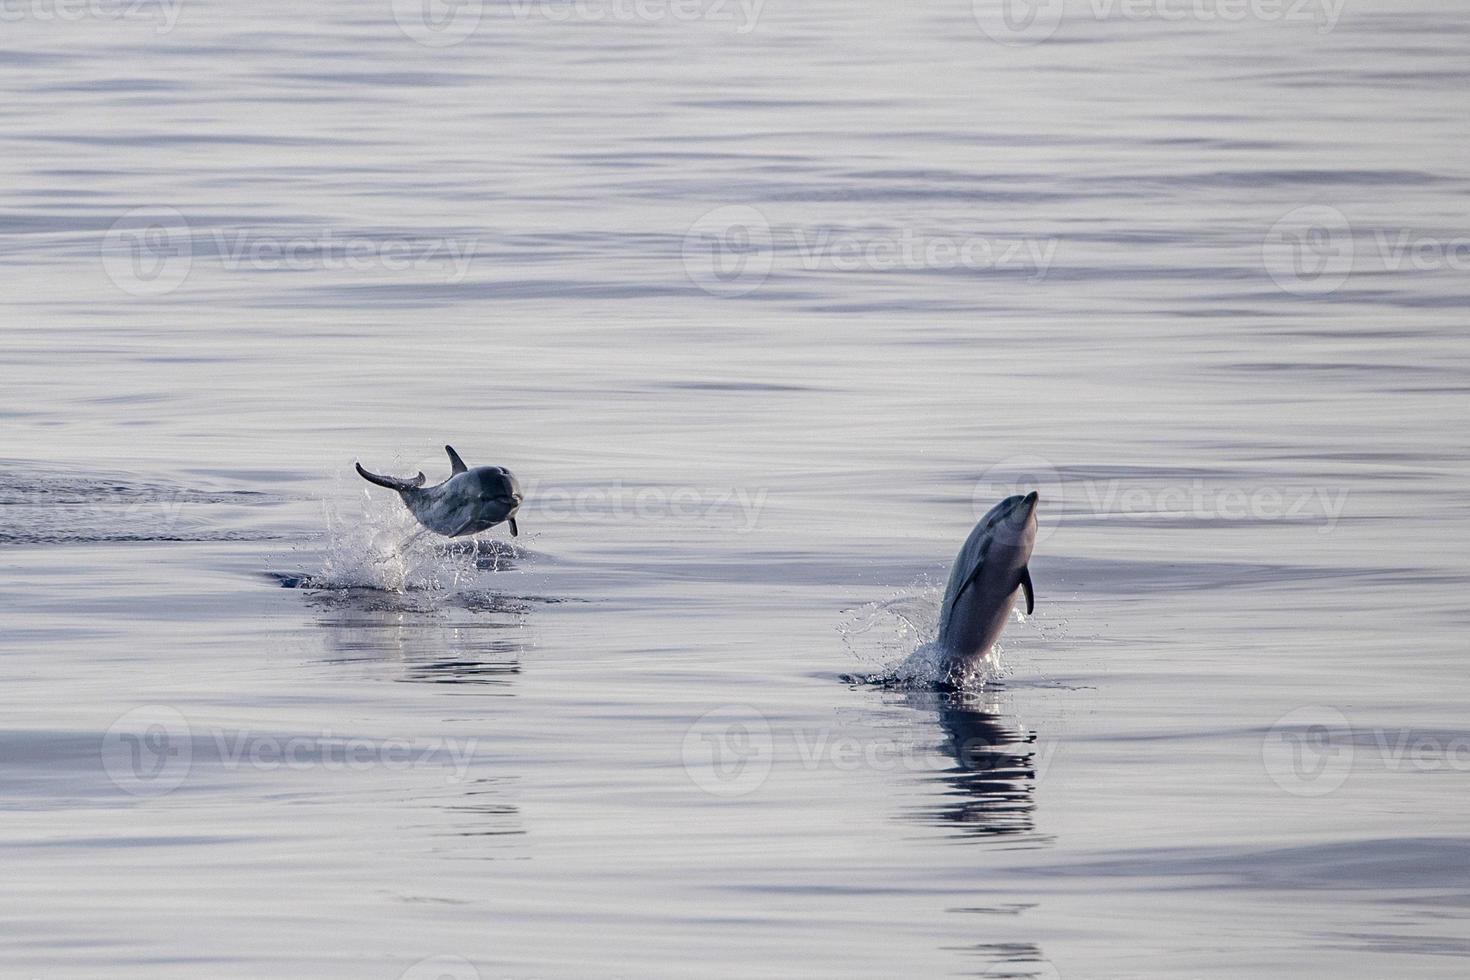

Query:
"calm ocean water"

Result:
[[3, 1, 1469, 977]]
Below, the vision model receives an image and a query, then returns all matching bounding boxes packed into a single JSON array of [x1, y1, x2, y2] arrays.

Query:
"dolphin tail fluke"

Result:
[[445, 445, 468, 474], [355, 461, 426, 492], [1019, 566, 1035, 615]]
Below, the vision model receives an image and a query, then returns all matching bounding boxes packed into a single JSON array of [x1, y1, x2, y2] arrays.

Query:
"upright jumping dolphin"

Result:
[[936, 492, 1039, 679], [356, 445, 523, 538]]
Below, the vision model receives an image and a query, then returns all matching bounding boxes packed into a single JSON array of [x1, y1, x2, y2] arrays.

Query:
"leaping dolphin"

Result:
[[356, 445, 523, 538], [936, 491, 1039, 680]]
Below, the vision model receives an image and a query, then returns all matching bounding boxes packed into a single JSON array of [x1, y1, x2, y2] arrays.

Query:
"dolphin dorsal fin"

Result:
[[445, 445, 468, 475], [1019, 566, 1035, 616]]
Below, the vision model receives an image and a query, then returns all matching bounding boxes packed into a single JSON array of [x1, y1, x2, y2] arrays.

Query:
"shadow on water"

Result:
[[256, 544, 544, 857], [264, 538, 565, 688], [437, 775, 529, 846], [957, 942, 1058, 979], [915, 694, 1053, 975], [309, 599, 528, 689], [897, 691, 1044, 843]]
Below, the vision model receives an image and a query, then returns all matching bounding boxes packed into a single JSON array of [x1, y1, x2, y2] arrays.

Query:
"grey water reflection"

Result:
[[305, 586, 531, 848], [308, 591, 528, 689], [906, 692, 1041, 842]]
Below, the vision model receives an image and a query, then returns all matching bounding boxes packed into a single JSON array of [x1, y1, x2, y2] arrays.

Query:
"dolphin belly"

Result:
[[406, 491, 480, 537], [357, 447, 523, 540], [935, 492, 1040, 680], [940, 567, 1021, 666]]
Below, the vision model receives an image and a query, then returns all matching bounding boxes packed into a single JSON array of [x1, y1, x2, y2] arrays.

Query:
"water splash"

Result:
[[313, 493, 432, 592], [295, 488, 519, 594], [889, 640, 1010, 692], [839, 578, 1016, 692], [839, 580, 942, 661]]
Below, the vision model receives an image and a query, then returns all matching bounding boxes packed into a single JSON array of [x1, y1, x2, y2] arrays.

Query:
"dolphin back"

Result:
[[938, 494, 1032, 640], [938, 518, 995, 637]]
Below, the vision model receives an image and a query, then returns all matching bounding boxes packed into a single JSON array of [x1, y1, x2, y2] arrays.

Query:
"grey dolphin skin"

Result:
[[936, 491, 1039, 678], [356, 445, 523, 538]]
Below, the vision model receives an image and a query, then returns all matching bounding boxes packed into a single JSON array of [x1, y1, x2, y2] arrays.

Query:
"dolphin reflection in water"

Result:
[[927, 694, 1040, 838]]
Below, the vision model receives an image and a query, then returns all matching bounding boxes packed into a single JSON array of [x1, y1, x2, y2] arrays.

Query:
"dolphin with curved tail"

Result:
[[936, 491, 1039, 681], [356, 445, 523, 538]]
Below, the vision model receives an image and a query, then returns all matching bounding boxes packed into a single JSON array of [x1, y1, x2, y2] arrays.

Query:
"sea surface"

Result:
[[3, 1, 1469, 977]]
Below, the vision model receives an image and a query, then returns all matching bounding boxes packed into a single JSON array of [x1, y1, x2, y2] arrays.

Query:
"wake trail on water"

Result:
[[0, 463, 275, 545]]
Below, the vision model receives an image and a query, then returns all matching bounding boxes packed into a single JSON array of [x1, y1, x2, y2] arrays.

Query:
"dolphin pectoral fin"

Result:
[[508, 517, 519, 537], [445, 514, 482, 538], [356, 462, 426, 492], [445, 445, 468, 475], [952, 563, 983, 607], [1019, 566, 1035, 615]]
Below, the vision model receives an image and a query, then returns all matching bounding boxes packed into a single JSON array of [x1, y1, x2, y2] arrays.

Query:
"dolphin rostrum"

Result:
[[936, 491, 1039, 680], [356, 445, 523, 538]]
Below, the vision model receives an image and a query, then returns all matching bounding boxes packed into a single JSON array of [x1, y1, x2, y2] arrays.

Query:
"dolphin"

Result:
[[936, 491, 1039, 680], [355, 445, 523, 538]]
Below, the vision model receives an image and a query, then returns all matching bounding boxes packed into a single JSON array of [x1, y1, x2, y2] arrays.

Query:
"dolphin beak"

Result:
[[1024, 490, 1039, 513]]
